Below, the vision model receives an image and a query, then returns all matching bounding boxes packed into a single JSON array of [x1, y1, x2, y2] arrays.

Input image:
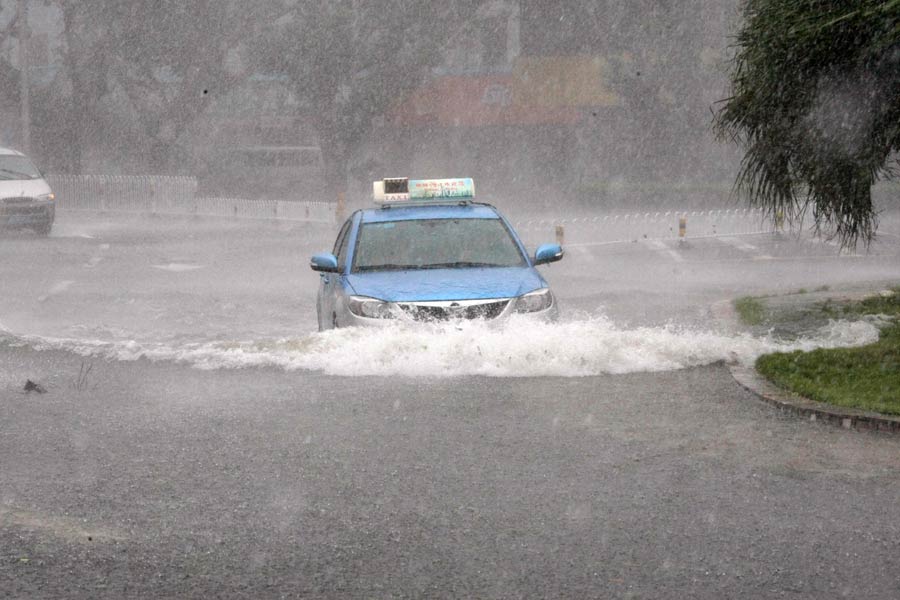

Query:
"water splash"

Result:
[[0, 314, 880, 378]]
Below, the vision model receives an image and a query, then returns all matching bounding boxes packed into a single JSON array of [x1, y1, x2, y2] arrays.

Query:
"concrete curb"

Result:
[[711, 297, 900, 434]]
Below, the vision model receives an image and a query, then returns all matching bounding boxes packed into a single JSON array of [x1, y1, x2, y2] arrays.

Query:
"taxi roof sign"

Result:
[[373, 177, 475, 204], [373, 177, 409, 202]]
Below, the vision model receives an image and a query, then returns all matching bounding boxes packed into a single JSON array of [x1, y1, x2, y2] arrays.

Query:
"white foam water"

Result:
[[0, 315, 881, 378]]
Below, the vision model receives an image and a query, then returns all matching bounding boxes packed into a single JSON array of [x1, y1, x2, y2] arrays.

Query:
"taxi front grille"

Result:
[[398, 299, 510, 321]]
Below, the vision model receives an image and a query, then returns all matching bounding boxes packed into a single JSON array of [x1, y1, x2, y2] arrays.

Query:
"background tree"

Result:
[[34, 0, 266, 173], [0, 3, 22, 147], [715, 0, 900, 246], [259, 0, 478, 205], [53, 0, 113, 172], [106, 0, 267, 173]]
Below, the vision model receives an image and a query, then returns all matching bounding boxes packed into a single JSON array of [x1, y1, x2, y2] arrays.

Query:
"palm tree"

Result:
[[715, 0, 900, 246]]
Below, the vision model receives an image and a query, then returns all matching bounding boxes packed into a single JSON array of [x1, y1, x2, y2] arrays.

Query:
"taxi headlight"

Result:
[[515, 288, 553, 313], [347, 296, 394, 319], [38, 193, 55, 202]]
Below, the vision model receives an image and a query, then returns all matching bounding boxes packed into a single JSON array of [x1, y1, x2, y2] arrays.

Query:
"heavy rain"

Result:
[[1, 1, 899, 597]]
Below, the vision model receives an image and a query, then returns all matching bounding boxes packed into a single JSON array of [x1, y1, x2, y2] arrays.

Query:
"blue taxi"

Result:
[[310, 178, 563, 329]]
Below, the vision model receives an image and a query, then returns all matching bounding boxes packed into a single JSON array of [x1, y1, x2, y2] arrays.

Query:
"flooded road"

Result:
[[2, 211, 900, 598], [2, 211, 898, 376]]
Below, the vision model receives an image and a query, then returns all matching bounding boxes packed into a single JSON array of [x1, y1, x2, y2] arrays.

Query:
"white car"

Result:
[[0, 147, 55, 235]]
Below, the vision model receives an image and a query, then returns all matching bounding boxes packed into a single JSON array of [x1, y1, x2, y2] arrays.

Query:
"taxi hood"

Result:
[[345, 267, 545, 302]]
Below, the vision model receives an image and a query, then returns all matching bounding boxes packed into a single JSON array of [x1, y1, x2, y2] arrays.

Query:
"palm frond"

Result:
[[715, 0, 900, 247]]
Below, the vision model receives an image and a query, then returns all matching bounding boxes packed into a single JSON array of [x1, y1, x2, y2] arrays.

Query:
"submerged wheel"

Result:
[[34, 222, 52, 236]]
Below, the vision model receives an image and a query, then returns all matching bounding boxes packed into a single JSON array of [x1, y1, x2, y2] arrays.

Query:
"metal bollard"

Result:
[[555, 224, 565, 246], [336, 191, 346, 224]]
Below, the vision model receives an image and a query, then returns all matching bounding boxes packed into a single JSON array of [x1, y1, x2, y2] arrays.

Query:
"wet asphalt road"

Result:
[[2, 212, 900, 598]]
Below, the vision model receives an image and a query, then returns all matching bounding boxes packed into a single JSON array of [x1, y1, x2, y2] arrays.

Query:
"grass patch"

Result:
[[756, 288, 900, 415], [734, 296, 766, 326], [848, 290, 900, 317]]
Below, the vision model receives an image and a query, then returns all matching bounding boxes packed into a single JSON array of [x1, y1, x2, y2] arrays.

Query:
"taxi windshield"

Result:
[[353, 218, 526, 272], [0, 155, 42, 180]]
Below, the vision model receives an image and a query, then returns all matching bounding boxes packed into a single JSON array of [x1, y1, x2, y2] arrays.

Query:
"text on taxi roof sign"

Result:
[[373, 177, 475, 203]]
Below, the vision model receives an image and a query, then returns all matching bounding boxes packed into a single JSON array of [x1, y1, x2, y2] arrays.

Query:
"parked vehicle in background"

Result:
[[0, 147, 55, 235]]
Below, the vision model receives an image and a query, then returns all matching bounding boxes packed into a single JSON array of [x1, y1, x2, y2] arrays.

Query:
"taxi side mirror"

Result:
[[534, 243, 564, 265], [310, 252, 339, 273]]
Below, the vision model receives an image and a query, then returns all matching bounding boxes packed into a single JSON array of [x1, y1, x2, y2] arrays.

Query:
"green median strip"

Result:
[[754, 288, 900, 416], [734, 296, 766, 326]]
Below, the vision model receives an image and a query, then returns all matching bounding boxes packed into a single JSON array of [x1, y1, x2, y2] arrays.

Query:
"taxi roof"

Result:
[[360, 203, 500, 223]]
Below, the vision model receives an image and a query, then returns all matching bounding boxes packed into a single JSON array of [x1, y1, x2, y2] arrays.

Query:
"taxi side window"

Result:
[[334, 219, 353, 269]]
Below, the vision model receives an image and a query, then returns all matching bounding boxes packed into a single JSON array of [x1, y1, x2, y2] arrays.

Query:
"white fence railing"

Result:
[[46, 174, 335, 224], [514, 208, 776, 245], [48, 174, 197, 212], [46, 174, 802, 238], [190, 197, 336, 223]]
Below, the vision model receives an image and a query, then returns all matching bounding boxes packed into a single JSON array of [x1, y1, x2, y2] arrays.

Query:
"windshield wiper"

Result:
[[356, 261, 509, 272], [420, 261, 506, 269], [356, 263, 424, 272]]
